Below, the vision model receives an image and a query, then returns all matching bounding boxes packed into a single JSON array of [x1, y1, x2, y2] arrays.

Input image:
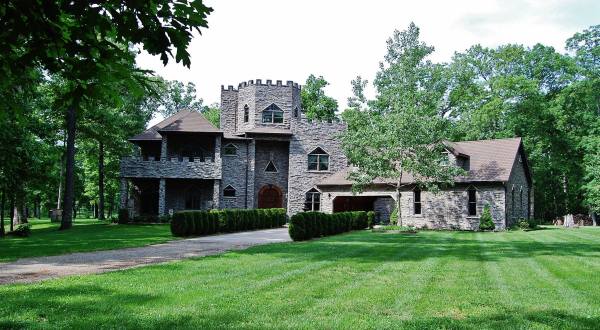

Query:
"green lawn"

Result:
[[1, 227, 600, 329], [0, 218, 175, 262]]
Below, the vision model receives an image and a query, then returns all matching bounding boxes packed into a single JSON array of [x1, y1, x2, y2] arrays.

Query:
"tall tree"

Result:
[[158, 80, 205, 116], [0, 0, 213, 229], [341, 23, 463, 226], [301, 75, 338, 121]]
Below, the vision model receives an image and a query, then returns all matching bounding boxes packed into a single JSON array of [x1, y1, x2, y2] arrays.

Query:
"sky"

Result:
[[136, 0, 599, 125]]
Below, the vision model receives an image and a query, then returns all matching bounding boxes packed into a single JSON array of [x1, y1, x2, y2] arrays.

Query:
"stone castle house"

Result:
[[120, 79, 533, 230]]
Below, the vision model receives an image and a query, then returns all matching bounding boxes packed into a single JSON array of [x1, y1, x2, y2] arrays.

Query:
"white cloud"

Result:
[[136, 0, 599, 115]]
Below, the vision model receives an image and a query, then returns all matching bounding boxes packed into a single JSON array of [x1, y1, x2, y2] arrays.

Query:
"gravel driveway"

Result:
[[0, 228, 291, 285]]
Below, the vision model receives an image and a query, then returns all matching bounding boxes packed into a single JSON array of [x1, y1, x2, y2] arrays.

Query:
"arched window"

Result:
[[304, 188, 321, 211], [223, 185, 236, 197], [467, 186, 477, 216], [294, 106, 299, 118], [265, 160, 278, 172], [262, 104, 284, 123], [243, 104, 249, 123], [308, 147, 329, 171], [413, 189, 422, 215], [223, 143, 238, 156]]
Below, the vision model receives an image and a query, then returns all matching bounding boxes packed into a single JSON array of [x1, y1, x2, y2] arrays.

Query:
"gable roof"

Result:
[[319, 137, 528, 187], [129, 110, 221, 141]]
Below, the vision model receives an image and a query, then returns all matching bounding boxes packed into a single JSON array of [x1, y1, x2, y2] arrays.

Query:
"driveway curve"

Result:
[[0, 228, 291, 285]]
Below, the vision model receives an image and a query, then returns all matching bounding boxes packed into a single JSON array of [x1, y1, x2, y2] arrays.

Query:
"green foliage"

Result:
[[288, 211, 368, 241], [10, 223, 32, 237], [518, 218, 530, 230], [202, 103, 221, 128], [171, 209, 285, 237], [301, 74, 338, 121], [341, 23, 465, 227], [479, 205, 495, 231], [367, 211, 376, 229], [389, 208, 398, 225]]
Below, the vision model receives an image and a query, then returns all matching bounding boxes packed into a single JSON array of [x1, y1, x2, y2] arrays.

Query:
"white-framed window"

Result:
[[262, 104, 283, 123], [307, 147, 329, 171], [223, 143, 238, 156], [440, 151, 450, 166], [264, 160, 278, 173], [304, 188, 321, 211], [223, 185, 236, 197]]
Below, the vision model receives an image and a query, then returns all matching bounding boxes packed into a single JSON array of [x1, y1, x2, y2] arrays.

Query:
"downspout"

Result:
[[504, 182, 507, 228]]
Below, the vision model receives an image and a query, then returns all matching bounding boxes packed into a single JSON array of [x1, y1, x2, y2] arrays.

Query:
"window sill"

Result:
[[466, 216, 479, 219], [306, 170, 332, 174], [223, 154, 237, 157], [223, 196, 237, 199]]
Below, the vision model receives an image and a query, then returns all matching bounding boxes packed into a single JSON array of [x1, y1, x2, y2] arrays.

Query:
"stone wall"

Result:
[[287, 119, 348, 215], [121, 157, 221, 180], [374, 197, 395, 223], [235, 80, 301, 133], [220, 86, 238, 134], [505, 150, 532, 226], [253, 140, 290, 208], [399, 184, 506, 230], [220, 139, 251, 209]]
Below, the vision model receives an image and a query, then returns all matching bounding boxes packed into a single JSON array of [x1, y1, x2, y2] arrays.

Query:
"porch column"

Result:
[[158, 178, 166, 216], [160, 135, 168, 161], [212, 179, 220, 210], [119, 178, 128, 209]]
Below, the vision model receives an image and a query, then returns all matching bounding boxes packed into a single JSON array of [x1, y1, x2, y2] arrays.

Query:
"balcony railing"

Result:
[[120, 156, 222, 179]]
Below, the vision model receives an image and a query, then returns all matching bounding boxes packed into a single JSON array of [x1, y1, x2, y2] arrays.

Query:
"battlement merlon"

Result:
[[234, 79, 301, 90]]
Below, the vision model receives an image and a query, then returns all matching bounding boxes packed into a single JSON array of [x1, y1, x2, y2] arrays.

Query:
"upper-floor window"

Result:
[[243, 104, 249, 123], [308, 147, 329, 171], [262, 104, 284, 124], [223, 143, 238, 156], [223, 185, 236, 197], [294, 107, 299, 118], [467, 186, 477, 216], [304, 188, 321, 211], [414, 189, 422, 215]]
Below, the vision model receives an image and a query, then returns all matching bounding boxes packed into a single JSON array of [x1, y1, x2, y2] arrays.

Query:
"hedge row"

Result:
[[288, 211, 369, 241], [170, 208, 286, 237]]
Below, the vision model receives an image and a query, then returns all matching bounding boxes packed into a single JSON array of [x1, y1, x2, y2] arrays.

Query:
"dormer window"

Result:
[[308, 147, 329, 171], [223, 143, 238, 156], [223, 185, 236, 197], [262, 104, 284, 124], [243, 105, 249, 123]]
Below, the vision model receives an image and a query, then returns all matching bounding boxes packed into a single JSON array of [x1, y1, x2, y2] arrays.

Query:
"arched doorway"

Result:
[[258, 185, 283, 209]]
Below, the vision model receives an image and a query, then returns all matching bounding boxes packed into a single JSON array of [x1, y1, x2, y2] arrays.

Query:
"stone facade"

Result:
[[120, 79, 532, 230]]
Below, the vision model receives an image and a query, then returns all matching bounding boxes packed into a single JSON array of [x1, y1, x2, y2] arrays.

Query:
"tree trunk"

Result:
[[60, 105, 76, 230], [9, 195, 14, 232], [98, 141, 105, 220], [0, 191, 5, 237], [108, 192, 115, 219], [395, 187, 402, 227], [592, 213, 597, 227]]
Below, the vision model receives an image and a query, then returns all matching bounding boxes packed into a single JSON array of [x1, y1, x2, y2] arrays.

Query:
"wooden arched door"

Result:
[[258, 185, 283, 209]]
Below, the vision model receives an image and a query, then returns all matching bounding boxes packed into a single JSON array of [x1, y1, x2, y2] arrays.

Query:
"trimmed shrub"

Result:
[[118, 208, 129, 224], [171, 208, 286, 237], [367, 211, 376, 229], [479, 204, 495, 231], [389, 208, 398, 225], [288, 211, 369, 241]]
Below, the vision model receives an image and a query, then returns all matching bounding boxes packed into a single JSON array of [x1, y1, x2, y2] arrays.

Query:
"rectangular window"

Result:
[[414, 190, 421, 215], [308, 154, 319, 171], [273, 111, 284, 123], [468, 188, 477, 216]]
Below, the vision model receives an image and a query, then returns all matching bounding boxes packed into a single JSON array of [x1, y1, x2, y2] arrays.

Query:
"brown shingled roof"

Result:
[[319, 137, 527, 187], [129, 110, 220, 141]]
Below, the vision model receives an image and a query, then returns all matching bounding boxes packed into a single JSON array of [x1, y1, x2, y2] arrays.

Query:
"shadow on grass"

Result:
[[0, 281, 597, 330], [237, 229, 600, 264]]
